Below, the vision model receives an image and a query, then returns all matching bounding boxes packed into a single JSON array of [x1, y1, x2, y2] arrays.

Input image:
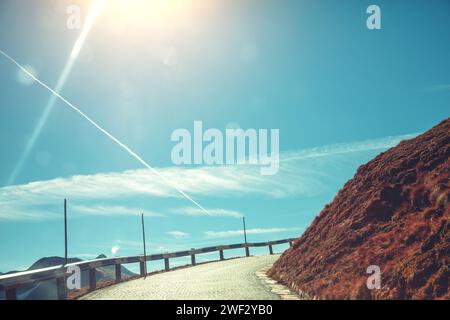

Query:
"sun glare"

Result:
[[70, 0, 106, 59], [104, 0, 193, 27]]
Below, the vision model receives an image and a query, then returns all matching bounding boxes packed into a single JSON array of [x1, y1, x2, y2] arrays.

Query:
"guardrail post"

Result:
[[269, 244, 273, 255], [289, 241, 293, 247], [245, 246, 250, 257], [141, 213, 147, 276], [115, 263, 122, 282], [219, 249, 224, 261], [190, 249, 196, 266], [5, 287, 17, 300], [164, 258, 170, 271], [56, 276, 67, 300], [140, 261, 146, 277], [89, 268, 96, 291]]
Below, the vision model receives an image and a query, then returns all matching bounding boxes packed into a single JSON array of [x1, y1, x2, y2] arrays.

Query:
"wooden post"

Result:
[[5, 287, 17, 300], [269, 244, 273, 255], [289, 241, 293, 247], [115, 264, 122, 282], [64, 199, 68, 265], [191, 249, 196, 266], [89, 268, 96, 291], [243, 217, 250, 256], [141, 213, 147, 277], [219, 249, 224, 261], [56, 276, 67, 300], [245, 246, 250, 257], [164, 258, 170, 271], [242, 217, 248, 244]]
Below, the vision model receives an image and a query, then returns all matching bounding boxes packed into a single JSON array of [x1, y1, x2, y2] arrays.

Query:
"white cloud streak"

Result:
[[0, 204, 60, 221], [173, 207, 244, 218], [72, 205, 165, 217], [166, 231, 190, 239], [72, 253, 98, 259], [0, 133, 417, 221], [282, 133, 419, 162], [423, 84, 450, 93], [205, 227, 301, 239]]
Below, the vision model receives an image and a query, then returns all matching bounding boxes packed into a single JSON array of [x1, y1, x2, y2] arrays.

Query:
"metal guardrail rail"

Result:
[[0, 238, 295, 300]]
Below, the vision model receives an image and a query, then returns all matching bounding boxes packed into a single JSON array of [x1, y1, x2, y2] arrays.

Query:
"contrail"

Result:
[[0, 49, 211, 216]]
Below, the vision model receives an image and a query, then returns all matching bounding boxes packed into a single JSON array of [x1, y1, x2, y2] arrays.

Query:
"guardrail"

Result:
[[0, 238, 295, 300]]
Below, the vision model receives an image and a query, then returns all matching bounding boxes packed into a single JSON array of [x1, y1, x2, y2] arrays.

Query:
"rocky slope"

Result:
[[269, 118, 450, 299]]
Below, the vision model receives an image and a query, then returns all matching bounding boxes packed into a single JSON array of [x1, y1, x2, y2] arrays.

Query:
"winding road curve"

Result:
[[81, 255, 281, 300]]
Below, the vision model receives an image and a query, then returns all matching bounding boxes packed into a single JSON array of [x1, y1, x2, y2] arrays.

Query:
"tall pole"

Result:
[[243, 217, 247, 244], [64, 198, 68, 265], [141, 213, 147, 276]]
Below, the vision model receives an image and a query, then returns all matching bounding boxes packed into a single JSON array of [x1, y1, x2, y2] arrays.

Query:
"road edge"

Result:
[[256, 264, 302, 300]]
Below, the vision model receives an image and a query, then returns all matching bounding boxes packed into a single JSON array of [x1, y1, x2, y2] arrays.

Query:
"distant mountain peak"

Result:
[[28, 256, 82, 270]]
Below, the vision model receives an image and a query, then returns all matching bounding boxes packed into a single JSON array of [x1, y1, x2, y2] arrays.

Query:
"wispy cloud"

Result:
[[0, 133, 417, 221], [282, 133, 418, 162], [205, 227, 301, 239], [0, 203, 60, 221], [72, 205, 165, 217], [72, 253, 99, 259], [423, 84, 450, 93], [174, 207, 244, 218], [90, 239, 209, 254], [166, 231, 190, 239]]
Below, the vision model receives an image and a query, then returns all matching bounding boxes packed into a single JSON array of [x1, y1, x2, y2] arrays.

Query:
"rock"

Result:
[[269, 118, 450, 299]]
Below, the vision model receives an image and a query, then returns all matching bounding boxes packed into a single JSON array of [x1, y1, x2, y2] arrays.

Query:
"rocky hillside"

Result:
[[269, 118, 450, 299]]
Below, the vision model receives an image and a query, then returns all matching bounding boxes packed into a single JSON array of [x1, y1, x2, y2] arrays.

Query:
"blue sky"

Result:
[[0, 0, 449, 272]]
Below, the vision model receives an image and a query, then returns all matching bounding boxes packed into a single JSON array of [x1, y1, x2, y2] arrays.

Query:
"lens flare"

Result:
[[6, 0, 106, 186]]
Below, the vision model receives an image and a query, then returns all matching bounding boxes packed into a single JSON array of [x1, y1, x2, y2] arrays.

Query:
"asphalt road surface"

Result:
[[82, 255, 281, 300]]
